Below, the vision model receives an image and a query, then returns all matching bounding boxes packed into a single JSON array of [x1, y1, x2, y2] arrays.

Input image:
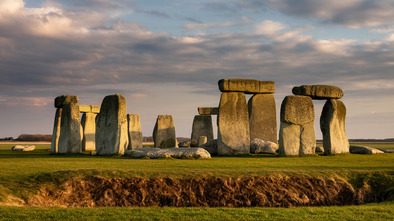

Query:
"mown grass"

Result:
[[0, 143, 393, 220]]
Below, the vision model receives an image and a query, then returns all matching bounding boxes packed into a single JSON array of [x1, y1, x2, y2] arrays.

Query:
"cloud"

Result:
[[184, 21, 239, 30]]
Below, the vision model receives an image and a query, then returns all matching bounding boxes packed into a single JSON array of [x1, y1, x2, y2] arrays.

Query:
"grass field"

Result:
[[0, 142, 393, 220]]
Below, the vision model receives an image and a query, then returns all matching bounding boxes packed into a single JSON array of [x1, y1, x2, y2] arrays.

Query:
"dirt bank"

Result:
[[28, 176, 381, 207]]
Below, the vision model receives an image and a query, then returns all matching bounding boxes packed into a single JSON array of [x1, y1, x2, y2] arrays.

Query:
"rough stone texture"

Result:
[[191, 115, 214, 144], [320, 99, 349, 155], [315, 146, 324, 153], [279, 96, 316, 156], [12, 145, 35, 151], [198, 136, 208, 146], [79, 105, 100, 113], [178, 139, 192, 147], [218, 79, 275, 94], [250, 138, 278, 154], [95, 94, 128, 155], [51, 108, 62, 153], [54, 95, 79, 108], [218, 92, 250, 155], [153, 115, 176, 148], [199, 139, 218, 155], [81, 112, 97, 151], [292, 85, 344, 99], [124, 147, 211, 159], [350, 145, 384, 154], [198, 107, 219, 115], [58, 102, 82, 153], [127, 114, 143, 150], [248, 94, 277, 143]]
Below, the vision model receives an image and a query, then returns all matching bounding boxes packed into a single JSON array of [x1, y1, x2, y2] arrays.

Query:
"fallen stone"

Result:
[[54, 95, 79, 108], [95, 94, 128, 155], [315, 146, 324, 153], [350, 145, 384, 154], [378, 149, 394, 153], [199, 139, 218, 155], [11, 145, 35, 151], [292, 85, 344, 99], [250, 138, 278, 154], [320, 99, 349, 154], [81, 112, 97, 151], [219, 79, 275, 94], [191, 115, 213, 144], [153, 115, 176, 148], [124, 147, 211, 159], [248, 94, 277, 143], [198, 107, 219, 115], [218, 92, 250, 155], [127, 114, 143, 150]]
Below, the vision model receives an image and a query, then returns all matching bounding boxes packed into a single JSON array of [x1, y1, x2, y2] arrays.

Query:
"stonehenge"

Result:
[[50, 80, 350, 158]]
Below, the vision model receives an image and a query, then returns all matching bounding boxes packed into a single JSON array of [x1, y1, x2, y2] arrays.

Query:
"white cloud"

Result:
[[255, 20, 286, 36]]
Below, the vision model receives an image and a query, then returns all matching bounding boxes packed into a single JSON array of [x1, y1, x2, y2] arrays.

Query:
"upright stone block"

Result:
[[127, 114, 143, 150], [248, 94, 277, 144], [95, 94, 128, 155], [153, 115, 176, 148], [81, 112, 97, 151], [320, 99, 349, 154], [218, 92, 250, 155], [191, 115, 214, 144], [292, 85, 344, 99], [279, 95, 316, 156], [58, 102, 82, 153], [50, 108, 62, 153], [218, 79, 275, 94]]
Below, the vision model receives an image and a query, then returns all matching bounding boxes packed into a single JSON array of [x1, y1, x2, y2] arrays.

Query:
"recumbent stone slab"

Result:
[[320, 99, 349, 154], [81, 112, 97, 151], [248, 94, 277, 144], [153, 115, 176, 148], [191, 115, 214, 144], [95, 94, 128, 155], [127, 114, 143, 150], [198, 107, 219, 115], [218, 92, 250, 155], [279, 96, 316, 156], [218, 79, 275, 94], [292, 85, 344, 99]]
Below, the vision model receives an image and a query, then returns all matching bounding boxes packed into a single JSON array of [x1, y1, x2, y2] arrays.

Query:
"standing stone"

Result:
[[95, 94, 128, 155], [58, 102, 82, 153], [218, 92, 250, 155], [279, 95, 316, 156], [127, 114, 143, 150], [191, 115, 214, 144], [50, 108, 62, 153], [153, 115, 176, 148], [248, 94, 277, 144], [81, 112, 97, 151], [55, 95, 79, 108], [320, 99, 349, 154]]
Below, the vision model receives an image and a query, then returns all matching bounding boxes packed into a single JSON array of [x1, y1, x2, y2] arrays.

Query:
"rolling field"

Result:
[[0, 142, 393, 220]]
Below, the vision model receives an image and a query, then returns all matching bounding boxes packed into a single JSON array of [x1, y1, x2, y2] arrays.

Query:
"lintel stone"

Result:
[[79, 105, 100, 113], [54, 95, 79, 108], [218, 79, 275, 94], [292, 85, 344, 99], [198, 107, 219, 115]]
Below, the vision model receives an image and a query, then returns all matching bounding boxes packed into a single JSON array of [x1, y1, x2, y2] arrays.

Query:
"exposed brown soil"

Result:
[[28, 176, 378, 207]]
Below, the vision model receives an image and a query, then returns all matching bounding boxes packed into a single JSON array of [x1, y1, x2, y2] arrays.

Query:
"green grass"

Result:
[[0, 143, 393, 220]]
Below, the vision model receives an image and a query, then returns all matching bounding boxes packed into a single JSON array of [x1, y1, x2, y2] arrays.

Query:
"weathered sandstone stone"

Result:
[[153, 115, 176, 148], [54, 95, 79, 108], [218, 79, 275, 94], [292, 85, 344, 99], [198, 107, 219, 115], [124, 147, 211, 159], [12, 145, 35, 151], [199, 139, 218, 155], [79, 105, 100, 113], [248, 94, 277, 143], [198, 136, 208, 146], [58, 102, 82, 153], [218, 92, 250, 155], [178, 139, 192, 147], [81, 112, 97, 151], [250, 138, 278, 154], [350, 145, 384, 154], [95, 94, 128, 155], [279, 96, 316, 156], [51, 108, 62, 153], [320, 99, 349, 154], [191, 115, 213, 144], [127, 114, 143, 150]]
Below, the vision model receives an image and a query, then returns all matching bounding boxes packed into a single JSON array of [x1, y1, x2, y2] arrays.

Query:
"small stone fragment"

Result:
[[250, 138, 278, 154]]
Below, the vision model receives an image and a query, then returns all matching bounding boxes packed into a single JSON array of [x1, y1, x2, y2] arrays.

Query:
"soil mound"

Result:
[[29, 176, 377, 207]]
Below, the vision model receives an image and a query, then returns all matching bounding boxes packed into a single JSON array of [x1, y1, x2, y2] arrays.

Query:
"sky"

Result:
[[0, 0, 394, 140]]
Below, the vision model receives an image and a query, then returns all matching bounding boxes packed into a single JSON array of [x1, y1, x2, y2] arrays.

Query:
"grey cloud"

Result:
[[137, 10, 171, 19]]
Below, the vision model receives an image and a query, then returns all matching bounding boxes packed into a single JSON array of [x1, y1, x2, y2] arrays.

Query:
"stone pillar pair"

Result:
[[217, 79, 277, 155], [279, 85, 349, 155], [80, 105, 100, 151]]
